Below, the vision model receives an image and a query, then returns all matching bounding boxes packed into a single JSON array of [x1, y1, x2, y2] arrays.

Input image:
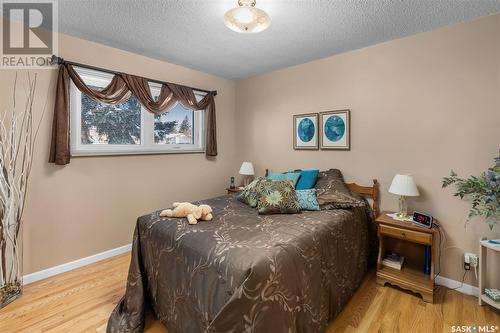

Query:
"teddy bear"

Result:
[[160, 202, 213, 225]]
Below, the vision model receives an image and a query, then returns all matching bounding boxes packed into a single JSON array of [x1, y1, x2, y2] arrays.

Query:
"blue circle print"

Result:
[[298, 118, 315, 142], [324, 116, 345, 142]]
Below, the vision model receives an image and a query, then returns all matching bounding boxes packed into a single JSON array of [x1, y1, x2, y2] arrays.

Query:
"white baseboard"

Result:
[[23, 244, 132, 285], [22, 243, 479, 298], [435, 275, 479, 296]]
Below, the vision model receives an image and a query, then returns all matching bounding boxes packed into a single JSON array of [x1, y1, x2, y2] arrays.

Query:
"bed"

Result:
[[107, 179, 379, 333]]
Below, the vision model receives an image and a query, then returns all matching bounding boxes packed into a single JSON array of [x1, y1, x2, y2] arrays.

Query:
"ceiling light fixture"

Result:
[[224, 0, 271, 33]]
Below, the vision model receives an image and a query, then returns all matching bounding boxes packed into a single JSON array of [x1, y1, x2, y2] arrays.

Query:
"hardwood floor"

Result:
[[0, 253, 498, 333]]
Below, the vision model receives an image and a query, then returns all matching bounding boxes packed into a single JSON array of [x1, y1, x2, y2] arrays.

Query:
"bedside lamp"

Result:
[[389, 174, 420, 219], [239, 161, 255, 187]]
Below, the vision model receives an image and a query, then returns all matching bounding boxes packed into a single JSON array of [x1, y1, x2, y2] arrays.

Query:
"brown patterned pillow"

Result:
[[237, 177, 266, 207], [315, 169, 365, 209], [257, 179, 301, 215]]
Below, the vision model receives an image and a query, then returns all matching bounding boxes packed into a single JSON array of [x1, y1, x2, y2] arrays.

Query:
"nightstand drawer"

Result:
[[379, 224, 432, 245]]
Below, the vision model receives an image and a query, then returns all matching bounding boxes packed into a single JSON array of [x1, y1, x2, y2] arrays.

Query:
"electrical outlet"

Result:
[[464, 252, 478, 271], [470, 254, 478, 268]]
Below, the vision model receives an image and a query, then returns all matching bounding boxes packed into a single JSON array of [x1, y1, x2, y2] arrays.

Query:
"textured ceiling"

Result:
[[56, 0, 500, 80]]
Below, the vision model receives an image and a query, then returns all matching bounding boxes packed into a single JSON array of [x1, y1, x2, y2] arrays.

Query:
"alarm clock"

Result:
[[412, 211, 433, 228]]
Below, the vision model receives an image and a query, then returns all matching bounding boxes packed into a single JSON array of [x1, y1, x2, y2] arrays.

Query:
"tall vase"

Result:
[[0, 213, 23, 309], [0, 72, 38, 309]]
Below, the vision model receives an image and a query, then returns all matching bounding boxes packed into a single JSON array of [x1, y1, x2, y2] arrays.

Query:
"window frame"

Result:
[[70, 67, 206, 157]]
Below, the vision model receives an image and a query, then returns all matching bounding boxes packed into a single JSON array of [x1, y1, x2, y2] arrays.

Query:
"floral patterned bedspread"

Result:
[[107, 194, 371, 333]]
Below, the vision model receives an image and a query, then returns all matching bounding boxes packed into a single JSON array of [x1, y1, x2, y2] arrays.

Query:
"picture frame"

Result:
[[319, 109, 350, 150], [293, 113, 319, 150]]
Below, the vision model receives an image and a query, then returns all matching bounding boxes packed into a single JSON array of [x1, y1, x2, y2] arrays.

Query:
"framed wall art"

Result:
[[320, 110, 350, 150], [293, 113, 318, 150]]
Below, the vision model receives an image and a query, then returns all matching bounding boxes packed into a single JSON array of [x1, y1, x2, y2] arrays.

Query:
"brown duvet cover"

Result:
[[107, 194, 372, 333]]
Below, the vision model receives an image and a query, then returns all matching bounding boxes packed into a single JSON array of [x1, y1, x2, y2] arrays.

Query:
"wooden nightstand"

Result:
[[226, 187, 243, 195], [375, 211, 438, 303]]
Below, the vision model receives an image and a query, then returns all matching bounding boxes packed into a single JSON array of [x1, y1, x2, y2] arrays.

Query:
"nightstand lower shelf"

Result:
[[376, 264, 434, 303]]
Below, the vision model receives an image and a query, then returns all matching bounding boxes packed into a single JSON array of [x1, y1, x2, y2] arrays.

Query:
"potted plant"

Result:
[[0, 73, 41, 308], [442, 154, 500, 230]]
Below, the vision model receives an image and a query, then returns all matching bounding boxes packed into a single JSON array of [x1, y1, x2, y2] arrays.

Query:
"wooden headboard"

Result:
[[346, 179, 380, 218]]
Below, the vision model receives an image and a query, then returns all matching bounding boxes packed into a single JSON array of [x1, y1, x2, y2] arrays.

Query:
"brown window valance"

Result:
[[49, 62, 217, 165]]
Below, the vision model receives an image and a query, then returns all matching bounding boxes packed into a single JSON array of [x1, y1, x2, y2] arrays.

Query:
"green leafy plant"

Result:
[[442, 154, 500, 230]]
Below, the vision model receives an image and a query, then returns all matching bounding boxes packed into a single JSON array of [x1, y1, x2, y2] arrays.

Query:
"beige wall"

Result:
[[1, 14, 498, 286], [236, 14, 500, 285], [0, 32, 237, 274]]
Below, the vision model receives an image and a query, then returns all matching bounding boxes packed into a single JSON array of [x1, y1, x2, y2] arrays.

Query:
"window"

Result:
[[70, 67, 205, 156]]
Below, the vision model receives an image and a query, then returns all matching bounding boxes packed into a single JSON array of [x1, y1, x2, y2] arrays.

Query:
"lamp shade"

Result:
[[239, 162, 255, 176], [388, 174, 420, 197]]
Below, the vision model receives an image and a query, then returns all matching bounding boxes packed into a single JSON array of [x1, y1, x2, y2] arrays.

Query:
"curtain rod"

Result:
[[50, 55, 217, 96]]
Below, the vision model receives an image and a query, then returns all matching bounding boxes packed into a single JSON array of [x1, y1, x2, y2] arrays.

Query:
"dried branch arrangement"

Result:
[[0, 72, 40, 308]]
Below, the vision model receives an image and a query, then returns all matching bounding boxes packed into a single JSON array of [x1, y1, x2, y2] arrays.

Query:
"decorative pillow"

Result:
[[267, 172, 301, 188], [237, 177, 266, 208], [296, 189, 320, 211], [315, 169, 365, 209], [257, 180, 301, 215], [295, 169, 319, 190]]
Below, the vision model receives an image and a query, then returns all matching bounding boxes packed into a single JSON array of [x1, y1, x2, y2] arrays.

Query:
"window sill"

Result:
[[70, 149, 205, 157]]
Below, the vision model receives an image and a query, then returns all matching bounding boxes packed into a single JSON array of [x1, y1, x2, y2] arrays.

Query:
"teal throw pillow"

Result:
[[296, 189, 320, 211], [267, 172, 301, 188], [295, 169, 319, 190]]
